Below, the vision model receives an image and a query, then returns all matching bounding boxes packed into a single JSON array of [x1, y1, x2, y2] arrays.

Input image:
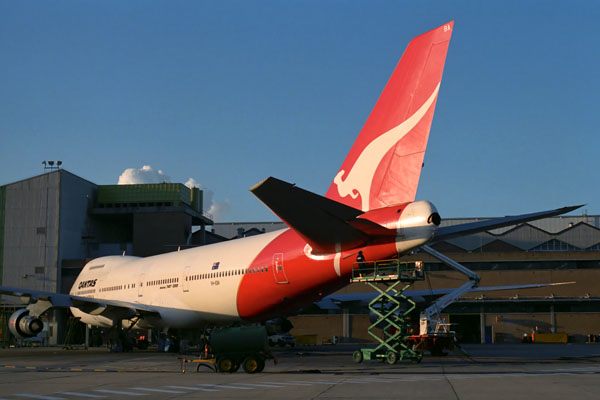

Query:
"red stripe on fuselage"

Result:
[[236, 229, 399, 320]]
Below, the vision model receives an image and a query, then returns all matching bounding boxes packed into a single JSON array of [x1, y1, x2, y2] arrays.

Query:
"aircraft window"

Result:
[[260, 267, 264, 273], [265, 267, 268, 272]]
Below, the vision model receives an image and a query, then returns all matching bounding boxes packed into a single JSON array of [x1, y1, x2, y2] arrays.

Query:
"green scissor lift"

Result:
[[351, 259, 425, 364]]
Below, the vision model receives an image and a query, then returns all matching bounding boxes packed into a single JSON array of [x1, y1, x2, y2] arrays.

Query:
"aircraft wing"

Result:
[[432, 205, 583, 242], [0, 286, 161, 321], [250, 177, 396, 254], [316, 282, 575, 310]]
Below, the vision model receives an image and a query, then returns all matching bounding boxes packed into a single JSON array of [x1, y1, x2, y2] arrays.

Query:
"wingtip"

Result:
[[249, 177, 272, 193], [563, 204, 585, 213]]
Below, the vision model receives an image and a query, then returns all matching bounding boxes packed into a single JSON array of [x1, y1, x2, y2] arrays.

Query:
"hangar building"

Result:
[[0, 169, 212, 345], [1, 168, 598, 346]]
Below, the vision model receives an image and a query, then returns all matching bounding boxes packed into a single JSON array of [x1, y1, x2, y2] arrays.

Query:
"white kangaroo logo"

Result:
[[334, 83, 440, 211]]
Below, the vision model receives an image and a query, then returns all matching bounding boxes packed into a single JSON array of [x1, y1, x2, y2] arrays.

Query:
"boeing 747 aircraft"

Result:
[[1, 21, 579, 341]]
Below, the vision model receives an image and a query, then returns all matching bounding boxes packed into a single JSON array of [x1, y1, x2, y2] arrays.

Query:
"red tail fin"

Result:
[[326, 22, 454, 211]]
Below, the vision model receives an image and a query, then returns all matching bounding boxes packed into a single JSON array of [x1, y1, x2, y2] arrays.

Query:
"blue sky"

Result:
[[1, 1, 598, 221]]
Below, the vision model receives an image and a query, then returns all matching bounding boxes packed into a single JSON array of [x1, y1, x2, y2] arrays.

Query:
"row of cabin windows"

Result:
[[187, 266, 268, 281], [95, 267, 270, 291], [100, 285, 123, 292], [148, 277, 179, 286], [98, 283, 136, 292]]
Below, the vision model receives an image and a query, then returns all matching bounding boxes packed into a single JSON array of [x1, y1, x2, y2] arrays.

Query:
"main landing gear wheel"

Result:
[[353, 350, 364, 363]]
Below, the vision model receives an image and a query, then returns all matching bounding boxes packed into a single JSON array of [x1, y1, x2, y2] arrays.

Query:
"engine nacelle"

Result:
[[8, 309, 44, 339]]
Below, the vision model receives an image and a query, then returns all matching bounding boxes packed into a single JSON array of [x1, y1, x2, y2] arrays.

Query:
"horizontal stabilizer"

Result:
[[316, 282, 575, 309], [433, 205, 583, 242], [250, 177, 396, 254]]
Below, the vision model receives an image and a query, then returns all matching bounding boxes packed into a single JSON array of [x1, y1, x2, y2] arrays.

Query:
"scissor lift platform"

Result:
[[351, 259, 425, 364]]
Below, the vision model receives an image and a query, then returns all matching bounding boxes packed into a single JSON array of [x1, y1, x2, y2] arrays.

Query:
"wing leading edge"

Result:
[[0, 286, 161, 321]]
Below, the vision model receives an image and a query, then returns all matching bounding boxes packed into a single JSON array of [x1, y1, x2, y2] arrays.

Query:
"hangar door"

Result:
[[449, 314, 480, 343]]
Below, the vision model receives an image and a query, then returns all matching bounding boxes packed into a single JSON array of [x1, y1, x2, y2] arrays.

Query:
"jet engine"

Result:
[[8, 309, 44, 339]]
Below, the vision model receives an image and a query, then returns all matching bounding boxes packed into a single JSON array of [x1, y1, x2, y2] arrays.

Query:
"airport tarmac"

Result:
[[0, 344, 599, 399]]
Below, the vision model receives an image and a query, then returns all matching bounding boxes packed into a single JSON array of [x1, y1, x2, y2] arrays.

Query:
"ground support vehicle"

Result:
[[351, 259, 426, 364], [180, 326, 275, 374], [352, 249, 481, 364]]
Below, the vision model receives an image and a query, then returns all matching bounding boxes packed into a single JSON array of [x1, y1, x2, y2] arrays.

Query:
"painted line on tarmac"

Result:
[[197, 384, 253, 390], [0, 364, 178, 374], [93, 389, 146, 396], [14, 395, 66, 400], [130, 387, 185, 394], [55, 392, 106, 398], [286, 380, 341, 385], [165, 385, 220, 392], [242, 383, 286, 388]]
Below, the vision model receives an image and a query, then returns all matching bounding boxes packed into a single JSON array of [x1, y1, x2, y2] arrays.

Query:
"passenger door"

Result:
[[272, 253, 289, 284]]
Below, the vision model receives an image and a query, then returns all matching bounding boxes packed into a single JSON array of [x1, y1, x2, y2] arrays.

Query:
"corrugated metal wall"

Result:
[[2, 173, 60, 293]]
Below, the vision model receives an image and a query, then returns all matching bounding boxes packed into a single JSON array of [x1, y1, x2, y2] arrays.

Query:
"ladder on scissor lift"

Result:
[[350, 259, 425, 364]]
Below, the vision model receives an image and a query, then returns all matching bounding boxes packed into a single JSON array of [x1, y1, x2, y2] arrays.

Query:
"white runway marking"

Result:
[[165, 385, 220, 392], [242, 383, 285, 388], [197, 384, 253, 390], [93, 389, 146, 396], [261, 381, 314, 386], [56, 392, 106, 398], [130, 387, 185, 394]]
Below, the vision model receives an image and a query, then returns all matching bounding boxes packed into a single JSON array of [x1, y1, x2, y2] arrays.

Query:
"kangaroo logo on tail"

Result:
[[334, 83, 440, 211]]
